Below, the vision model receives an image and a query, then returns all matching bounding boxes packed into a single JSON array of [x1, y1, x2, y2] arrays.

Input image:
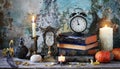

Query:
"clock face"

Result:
[[45, 31, 54, 46], [70, 16, 87, 33]]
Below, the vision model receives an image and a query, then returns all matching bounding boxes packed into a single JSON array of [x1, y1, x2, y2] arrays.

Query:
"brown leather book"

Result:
[[57, 42, 98, 50]]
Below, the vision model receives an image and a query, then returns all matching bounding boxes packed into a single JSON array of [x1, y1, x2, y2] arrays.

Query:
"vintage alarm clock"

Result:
[[69, 8, 87, 34]]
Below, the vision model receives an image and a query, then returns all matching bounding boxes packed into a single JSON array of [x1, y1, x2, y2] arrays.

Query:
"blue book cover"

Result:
[[58, 40, 98, 46], [57, 32, 97, 45]]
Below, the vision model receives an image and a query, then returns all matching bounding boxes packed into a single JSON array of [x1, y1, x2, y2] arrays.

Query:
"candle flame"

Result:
[[104, 25, 108, 28]]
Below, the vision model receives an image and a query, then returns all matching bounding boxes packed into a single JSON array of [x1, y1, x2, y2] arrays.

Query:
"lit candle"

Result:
[[58, 55, 65, 62], [32, 16, 36, 37], [99, 25, 113, 51]]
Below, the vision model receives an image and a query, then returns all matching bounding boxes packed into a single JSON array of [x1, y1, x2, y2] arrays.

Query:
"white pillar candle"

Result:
[[58, 55, 65, 62], [32, 16, 36, 37], [99, 25, 113, 51]]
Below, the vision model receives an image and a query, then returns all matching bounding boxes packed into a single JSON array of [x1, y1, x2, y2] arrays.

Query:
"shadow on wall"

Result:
[[0, 38, 3, 49]]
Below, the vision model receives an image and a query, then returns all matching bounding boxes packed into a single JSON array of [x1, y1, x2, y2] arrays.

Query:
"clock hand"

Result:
[[77, 20, 80, 25]]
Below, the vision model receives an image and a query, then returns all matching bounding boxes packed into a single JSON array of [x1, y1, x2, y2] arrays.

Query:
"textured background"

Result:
[[0, 0, 120, 52]]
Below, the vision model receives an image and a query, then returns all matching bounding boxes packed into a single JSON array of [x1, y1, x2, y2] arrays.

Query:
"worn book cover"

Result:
[[58, 46, 99, 56], [58, 32, 97, 45], [57, 42, 98, 50]]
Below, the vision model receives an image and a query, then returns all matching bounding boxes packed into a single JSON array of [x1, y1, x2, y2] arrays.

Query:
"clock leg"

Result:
[[43, 46, 55, 62], [48, 46, 51, 56]]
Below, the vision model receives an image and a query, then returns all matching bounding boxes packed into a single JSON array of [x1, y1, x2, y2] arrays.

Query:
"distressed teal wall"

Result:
[[0, 0, 120, 51]]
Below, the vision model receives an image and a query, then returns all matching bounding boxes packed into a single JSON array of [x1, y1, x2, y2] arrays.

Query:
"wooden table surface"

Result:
[[0, 51, 120, 69]]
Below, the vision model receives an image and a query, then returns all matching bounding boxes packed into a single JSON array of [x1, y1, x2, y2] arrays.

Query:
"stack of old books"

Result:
[[57, 32, 99, 62]]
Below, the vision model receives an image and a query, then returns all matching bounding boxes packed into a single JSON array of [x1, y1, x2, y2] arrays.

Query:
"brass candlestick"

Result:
[[31, 36, 39, 54]]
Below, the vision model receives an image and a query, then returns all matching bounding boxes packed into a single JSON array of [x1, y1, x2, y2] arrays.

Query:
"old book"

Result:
[[57, 42, 98, 50], [58, 32, 97, 45], [65, 56, 94, 62], [55, 56, 94, 62], [58, 47, 99, 56]]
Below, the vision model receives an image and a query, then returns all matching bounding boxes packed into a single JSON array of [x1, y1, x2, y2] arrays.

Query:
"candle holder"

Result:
[[59, 62, 63, 66], [30, 35, 39, 54], [57, 61, 67, 66]]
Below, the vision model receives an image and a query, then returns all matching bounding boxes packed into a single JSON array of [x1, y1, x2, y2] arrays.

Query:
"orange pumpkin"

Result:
[[95, 51, 111, 63], [112, 48, 120, 60]]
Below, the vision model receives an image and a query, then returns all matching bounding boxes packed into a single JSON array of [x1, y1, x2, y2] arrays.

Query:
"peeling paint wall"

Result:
[[0, 0, 120, 52]]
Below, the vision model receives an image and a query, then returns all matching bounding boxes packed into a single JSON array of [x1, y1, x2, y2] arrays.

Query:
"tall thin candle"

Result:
[[32, 16, 36, 37]]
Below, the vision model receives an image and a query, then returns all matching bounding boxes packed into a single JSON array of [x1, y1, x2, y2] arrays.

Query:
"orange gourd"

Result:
[[112, 48, 120, 60], [95, 51, 111, 63]]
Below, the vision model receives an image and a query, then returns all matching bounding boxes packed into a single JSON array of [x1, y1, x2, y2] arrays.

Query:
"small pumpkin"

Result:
[[95, 51, 113, 63], [112, 48, 120, 60]]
